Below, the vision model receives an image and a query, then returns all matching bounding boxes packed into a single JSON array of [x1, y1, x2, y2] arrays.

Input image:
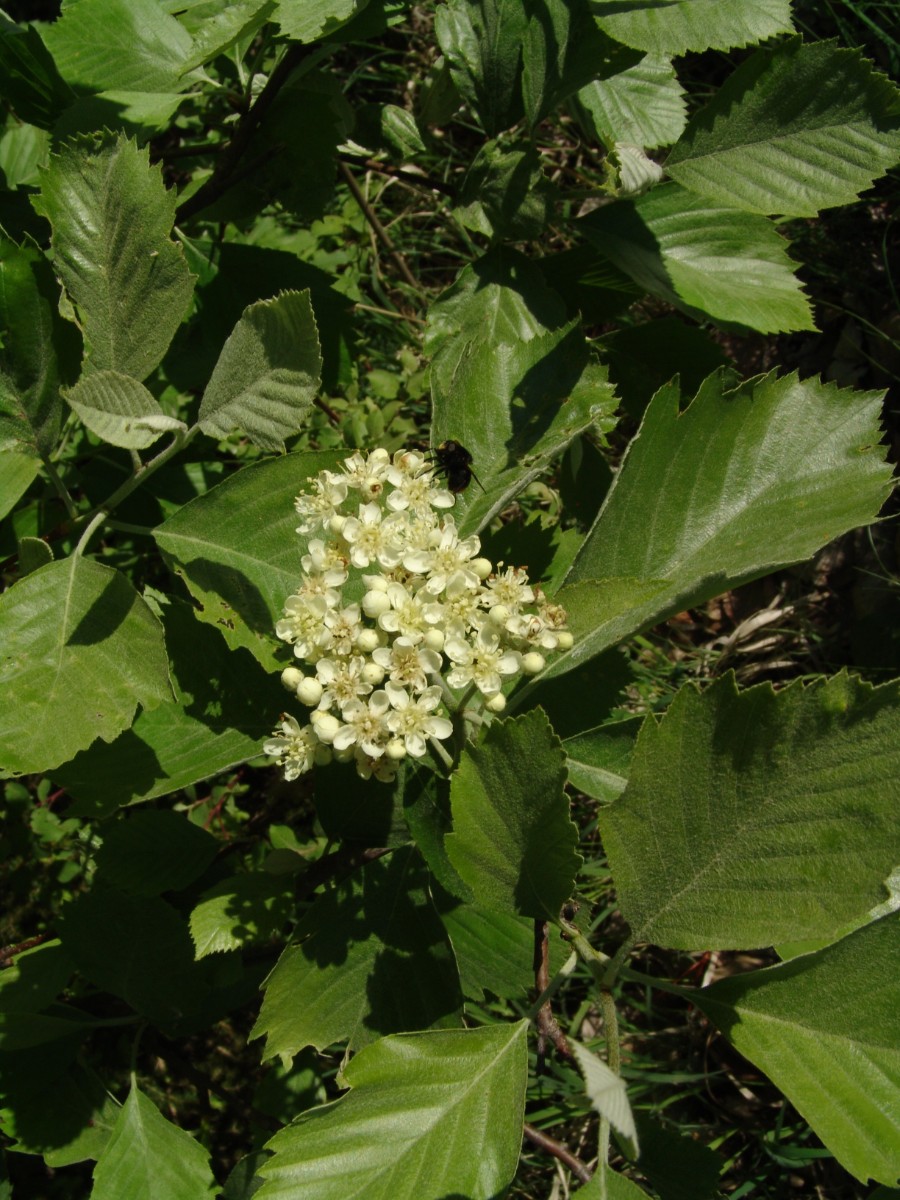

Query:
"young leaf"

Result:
[[178, 0, 274, 73], [190, 873, 294, 959], [438, 900, 541, 1002], [17, 536, 53, 577], [570, 1041, 638, 1157], [666, 40, 900, 217], [251, 847, 463, 1058], [546, 371, 893, 678], [91, 1083, 216, 1200], [155, 450, 345, 670], [599, 673, 900, 950], [0, 558, 171, 776], [427, 249, 618, 535], [692, 914, 900, 1185], [0, 453, 39, 520], [593, 0, 794, 56], [446, 709, 581, 920], [52, 595, 284, 817], [256, 1022, 528, 1200], [0, 14, 76, 129], [197, 290, 322, 452], [455, 138, 555, 242], [65, 370, 185, 449], [93, 810, 218, 896], [40, 0, 194, 93], [577, 183, 815, 332], [32, 132, 195, 381], [575, 1171, 653, 1199], [573, 54, 687, 151], [0, 237, 80, 458]]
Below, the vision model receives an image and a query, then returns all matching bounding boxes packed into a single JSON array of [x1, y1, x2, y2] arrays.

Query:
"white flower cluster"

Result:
[[265, 448, 571, 784]]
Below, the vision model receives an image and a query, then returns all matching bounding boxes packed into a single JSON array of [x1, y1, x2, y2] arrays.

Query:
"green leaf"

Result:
[[0, 121, 50, 189], [0, 237, 80, 458], [520, 0, 632, 126], [178, 0, 275, 73], [546, 371, 892, 678], [573, 54, 686, 151], [593, 0, 794, 56], [256, 1022, 528, 1200], [41, 0, 194, 94], [94, 810, 219, 896], [66, 370, 185, 448], [273, 0, 368, 43], [154, 450, 344, 670], [427, 249, 618, 535], [446, 709, 580, 920], [32, 132, 196, 381], [693, 914, 900, 1185], [667, 40, 900, 217], [564, 718, 638, 802], [599, 673, 900, 950], [631, 1115, 722, 1200], [190, 873, 294, 958], [576, 1171, 653, 1199], [197, 291, 322, 452], [0, 452, 39, 520], [434, 0, 527, 136], [251, 847, 463, 1057], [91, 1083, 216, 1200], [2, 1062, 118, 1167], [571, 1041, 638, 1156], [0, 558, 171, 777], [53, 594, 284, 816], [53, 90, 189, 141], [0, 14, 76, 129], [577, 183, 815, 332], [0, 940, 72, 1013], [455, 138, 555, 242]]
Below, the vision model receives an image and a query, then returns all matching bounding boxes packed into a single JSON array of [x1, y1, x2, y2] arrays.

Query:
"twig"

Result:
[[523, 1123, 593, 1185], [0, 934, 52, 966], [533, 919, 572, 1062], [337, 151, 456, 197], [338, 161, 424, 298], [176, 43, 310, 223]]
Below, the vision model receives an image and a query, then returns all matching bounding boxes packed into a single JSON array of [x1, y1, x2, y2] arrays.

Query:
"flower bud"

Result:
[[333, 744, 355, 763], [488, 603, 510, 626], [556, 630, 574, 650], [356, 628, 380, 653], [471, 557, 492, 580], [364, 574, 389, 592], [296, 677, 323, 706], [423, 628, 444, 652], [281, 666, 304, 693], [361, 662, 385, 685], [310, 711, 340, 743], [521, 651, 546, 675], [385, 738, 407, 761], [485, 692, 507, 713], [314, 744, 333, 766], [329, 513, 347, 535], [362, 590, 391, 618]]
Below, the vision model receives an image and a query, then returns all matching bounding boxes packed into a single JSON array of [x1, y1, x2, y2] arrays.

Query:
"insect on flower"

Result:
[[430, 439, 483, 494]]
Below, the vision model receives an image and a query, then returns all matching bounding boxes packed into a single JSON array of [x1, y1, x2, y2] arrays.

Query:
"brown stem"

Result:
[[337, 151, 456, 197], [523, 1122, 593, 1185], [0, 934, 52, 965], [338, 161, 424, 297], [533, 919, 571, 1062], [176, 43, 309, 224]]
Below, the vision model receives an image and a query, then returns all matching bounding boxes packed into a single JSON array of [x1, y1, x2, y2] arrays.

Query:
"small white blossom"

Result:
[[332, 691, 391, 757], [372, 636, 442, 693], [445, 627, 520, 696], [294, 472, 348, 534], [316, 655, 373, 712], [377, 582, 444, 642], [385, 682, 453, 758], [264, 715, 319, 780]]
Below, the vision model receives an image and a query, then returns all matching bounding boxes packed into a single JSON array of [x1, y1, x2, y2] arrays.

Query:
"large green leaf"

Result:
[[693, 914, 900, 1185], [2, 1061, 118, 1168], [256, 1022, 528, 1200], [577, 183, 815, 332], [433, 0, 527, 135], [178, 0, 274, 73], [455, 138, 555, 242], [190, 873, 295, 959], [592, 0, 794, 56], [427, 249, 618, 535], [0, 452, 39, 520], [599, 673, 900, 950], [93, 810, 219, 897], [0, 557, 171, 776], [666, 41, 900, 217], [197, 291, 322, 452], [90, 1083, 216, 1200], [446, 709, 580, 920], [32, 133, 195, 381], [252, 848, 462, 1057], [41, 0, 194, 94], [154, 450, 344, 670], [543, 371, 892, 680], [572, 54, 686, 151], [53, 595, 284, 817], [0, 237, 80, 459]]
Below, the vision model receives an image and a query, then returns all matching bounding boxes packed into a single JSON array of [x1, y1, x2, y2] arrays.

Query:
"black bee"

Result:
[[431, 439, 483, 494]]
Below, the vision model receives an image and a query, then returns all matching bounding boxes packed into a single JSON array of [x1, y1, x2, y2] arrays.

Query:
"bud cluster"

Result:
[[265, 448, 571, 783]]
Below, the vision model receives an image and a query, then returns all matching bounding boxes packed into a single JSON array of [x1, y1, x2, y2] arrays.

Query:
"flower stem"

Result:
[[428, 735, 454, 772]]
